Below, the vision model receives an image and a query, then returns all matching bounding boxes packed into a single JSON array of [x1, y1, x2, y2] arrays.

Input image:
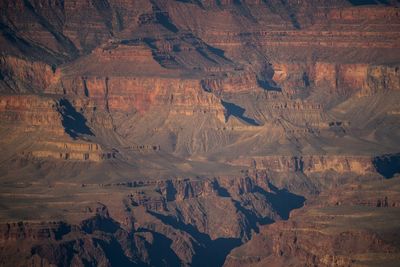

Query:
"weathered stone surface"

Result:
[[0, 1, 400, 266]]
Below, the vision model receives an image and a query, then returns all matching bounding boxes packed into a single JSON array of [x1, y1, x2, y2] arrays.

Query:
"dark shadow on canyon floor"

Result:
[[257, 79, 282, 92], [154, 10, 179, 33], [141, 229, 183, 267], [95, 238, 137, 267], [148, 211, 242, 267], [373, 153, 400, 179], [232, 199, 275, 235], [80, 214, 120, 234], [147, 182, 305, 266], [348, 0, 389, 5], [254, 183, 306, 220], [57, 98, 94, 139], [221, 100, 260, 126]]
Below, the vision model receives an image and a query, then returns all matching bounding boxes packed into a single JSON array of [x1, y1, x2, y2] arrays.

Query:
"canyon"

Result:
[[0, 0, 400, 266]]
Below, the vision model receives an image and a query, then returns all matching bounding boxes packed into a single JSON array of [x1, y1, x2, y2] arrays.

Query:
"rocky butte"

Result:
[[0, 0, 400, 266]]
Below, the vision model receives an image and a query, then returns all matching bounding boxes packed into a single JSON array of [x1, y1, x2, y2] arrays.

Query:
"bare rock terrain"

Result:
[[0, 0, 400, 266]]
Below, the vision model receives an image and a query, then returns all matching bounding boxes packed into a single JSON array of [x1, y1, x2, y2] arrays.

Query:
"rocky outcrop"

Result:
[[326, 6, 400, 21], [364, 65, 400, 96], [0, 221, 71, 241], [0, 215, 153, 267], [0, 1, 400, 266], [26, 141, 116, 162], [0, 95, 63, 132], [124, 174, 307, 243], [0, 174, 307, 267], [224, 220, 399, 267], [229, 155, 375, 175], [224, 176, 400, 267], [272, 61, 400, 97], [60, 75, 225, 117], [1, 172, 398, 267], [0, 95, 117, 161], [0, 56, 60, 93], [201, 72, 261, 94], [315, 63, 400, 96], [0, 0, 145, 59]]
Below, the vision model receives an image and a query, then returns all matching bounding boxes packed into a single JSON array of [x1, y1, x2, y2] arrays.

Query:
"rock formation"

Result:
[[0, 0, 400, 266]]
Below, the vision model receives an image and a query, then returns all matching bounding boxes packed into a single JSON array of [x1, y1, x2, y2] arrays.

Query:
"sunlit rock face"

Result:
[[0, 0, 400, 266]]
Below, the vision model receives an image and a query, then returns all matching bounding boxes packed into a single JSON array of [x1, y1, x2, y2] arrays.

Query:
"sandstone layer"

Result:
[[0, 0, 400, 266]]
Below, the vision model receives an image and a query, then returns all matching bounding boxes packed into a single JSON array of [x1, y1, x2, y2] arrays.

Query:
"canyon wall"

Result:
[[59, 75, 226, 121], [230, 155, 375, 175], [0, 56, 60, 93], [272, 61, 400, 97], [0, 1, 400, 266]]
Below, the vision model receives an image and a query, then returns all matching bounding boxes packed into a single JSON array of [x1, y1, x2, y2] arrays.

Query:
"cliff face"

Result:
[[224, 176, 400, 267], [0, 95, 116, 162], [0, 174, 306, 267], [0, 0, 400, 266], [224, 217, 400, 267], [314, 63, 400, 96], [0, 171, 398, 267], [59, 75, 226, 118], [0, 56, 60, 93], [230, 155, 375, 175], [0, 95, 61, 129], [272, 61, 400, 98]]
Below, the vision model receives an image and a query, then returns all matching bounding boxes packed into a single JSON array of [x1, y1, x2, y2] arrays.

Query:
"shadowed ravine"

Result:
[[221, 100, 260, 126], [373, 153, 400, 179], [57, 98, 94, 139], [148, 211, 242, 267], [146, 184, 306, 267]]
